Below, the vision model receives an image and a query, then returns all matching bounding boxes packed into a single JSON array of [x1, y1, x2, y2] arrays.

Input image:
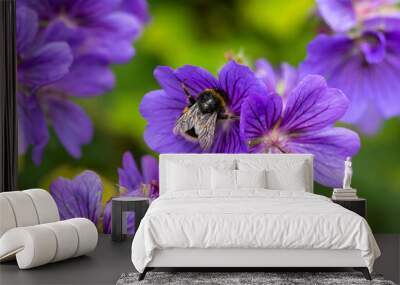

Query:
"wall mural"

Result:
[[17, 0, 400, 233]]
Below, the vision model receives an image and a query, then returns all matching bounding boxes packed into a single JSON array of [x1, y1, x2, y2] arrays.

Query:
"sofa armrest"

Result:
[[0, 218, 98, 269]]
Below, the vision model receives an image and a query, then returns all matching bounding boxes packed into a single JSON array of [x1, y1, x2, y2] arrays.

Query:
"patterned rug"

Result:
[[116, 271, 396, 285]]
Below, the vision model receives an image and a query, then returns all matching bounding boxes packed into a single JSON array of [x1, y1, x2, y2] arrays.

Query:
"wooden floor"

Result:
[[0, 234, 398, 285]]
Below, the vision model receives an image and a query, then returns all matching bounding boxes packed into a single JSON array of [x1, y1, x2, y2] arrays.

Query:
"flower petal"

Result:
[[50, 170, 103, 224], [87, 11, 141, 39], [281, 75, 349, 132], [301, 31, 400, 129], [18, 0, 56, 18], [118, 152, 143, 192], [44, 96, 93, 158], [102, 200, 112, 234], [254, 59, 277, 92], [300, 35, 369, 123], [50, 178, 79, 220], [175, 65, 219, 97], [148, 183, 159, 200], [144, 123, 201, 153], [39, 20, 85, 52], [82, 12, 142, 63], [140, 90, 201, 153], [240, 94, 282, 152], [356, 104, 383, 135], [361, 31, 386, 64], [218, 60, 267, 114], [287, 127, 360, 187], [363, 16, 400, 34], [43, 11, 141, 63], [67, 0, 120, 19], [16, 5, 38, 54], [18, 42, 73, 87], [17, 92, 49, 165], [51, 55, 115, 97], [210, 120, 247, 153], [140, 90, 186, 123], [316, 0, 356, 32], [91, 40, 136, 64], [120, 0, 151, 24], [369, 37, 400, 118], [153, 66, 186, 100], [141, 155, 159, 184], [280, 63, 299, 100], [73, 170, 103, 223], [300, 34, 354, 80]]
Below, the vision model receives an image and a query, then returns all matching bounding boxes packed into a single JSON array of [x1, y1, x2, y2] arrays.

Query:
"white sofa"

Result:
[[0, 189, 98, 269]]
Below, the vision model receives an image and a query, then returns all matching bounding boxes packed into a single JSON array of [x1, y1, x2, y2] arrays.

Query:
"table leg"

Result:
[[112, 201, 123, 242]]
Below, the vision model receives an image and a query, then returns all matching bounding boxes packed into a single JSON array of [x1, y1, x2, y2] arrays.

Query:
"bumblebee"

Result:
[[173, 84, 238, 150]]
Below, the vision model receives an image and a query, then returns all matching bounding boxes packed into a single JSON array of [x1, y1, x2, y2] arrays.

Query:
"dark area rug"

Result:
[[116, 272, 396, 285]]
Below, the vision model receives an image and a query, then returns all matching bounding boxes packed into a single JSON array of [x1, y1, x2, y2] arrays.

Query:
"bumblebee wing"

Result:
[[173, 103, 200, 135], [195, 112, 218, 150]]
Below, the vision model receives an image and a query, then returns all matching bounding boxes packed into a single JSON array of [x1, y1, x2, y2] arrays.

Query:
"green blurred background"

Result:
[[18, 0, 400, 233]]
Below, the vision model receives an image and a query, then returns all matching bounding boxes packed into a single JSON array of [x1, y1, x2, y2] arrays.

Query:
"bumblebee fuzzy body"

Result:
[[174, 88, 229, 150], [197, 89, 225, 114]]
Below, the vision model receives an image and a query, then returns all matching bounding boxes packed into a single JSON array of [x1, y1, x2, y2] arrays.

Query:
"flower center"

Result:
[[57, 11, 78, 29], [248, 126, 289, 153], [140, 180, 159, 199], [357, 31, 385, 64], [276, 80, 285, 96], [355, 0, 398, 22]]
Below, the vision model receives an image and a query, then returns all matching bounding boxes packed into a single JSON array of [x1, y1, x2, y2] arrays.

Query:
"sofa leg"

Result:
[[354, 267, 371, 280], [138, 268, 148, 281]]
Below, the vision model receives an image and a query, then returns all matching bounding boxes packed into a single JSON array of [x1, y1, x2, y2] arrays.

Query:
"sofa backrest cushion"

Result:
[[0, 189, 60, 238]]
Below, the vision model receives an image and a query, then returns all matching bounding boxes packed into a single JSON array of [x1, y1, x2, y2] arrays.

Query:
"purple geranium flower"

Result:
[[301, 2, 400, 134], [50, 170, 103, 225], [240, 75, 361, 187], [16, 5, 74, 164], [20, 0, 149, 63], [317, 0, 400, 32], [102, 152, 159, 234], [117, 151, 159, 198], [49, 152, 158, 234], [140, 60, 266, 153], [16, 1, 149, 164], [254, 59, 299, 106], [16, 4, 92, 163]]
